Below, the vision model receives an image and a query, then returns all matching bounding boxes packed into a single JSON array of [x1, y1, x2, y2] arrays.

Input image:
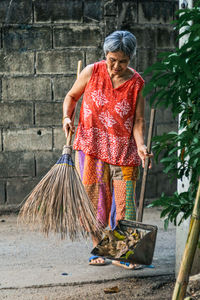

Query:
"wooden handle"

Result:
[[66, 130, 73, 146], [137, 108, 156, 222], [71, 60, 82, 125], [77, 60, 82, 79], [66, 60, 82, 145], [146, 109, 155, 154]]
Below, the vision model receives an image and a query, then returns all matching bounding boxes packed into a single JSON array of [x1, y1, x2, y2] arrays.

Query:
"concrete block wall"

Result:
[[0, 0, 178, 210]]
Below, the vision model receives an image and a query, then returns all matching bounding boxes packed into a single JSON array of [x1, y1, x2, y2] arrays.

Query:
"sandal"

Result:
[[112, 260, 142, 270], [89, 255, 106, 266]]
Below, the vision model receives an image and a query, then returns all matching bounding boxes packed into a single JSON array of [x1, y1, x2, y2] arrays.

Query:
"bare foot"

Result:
[[89, 256, 106, 265], [112, 261, 142, 270]]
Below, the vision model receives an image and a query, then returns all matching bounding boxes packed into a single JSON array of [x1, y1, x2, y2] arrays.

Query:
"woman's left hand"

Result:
[[137, 144, 153, 168]]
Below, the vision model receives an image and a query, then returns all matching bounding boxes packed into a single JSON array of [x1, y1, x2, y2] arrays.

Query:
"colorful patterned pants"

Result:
[[75, 151, 139, 230]]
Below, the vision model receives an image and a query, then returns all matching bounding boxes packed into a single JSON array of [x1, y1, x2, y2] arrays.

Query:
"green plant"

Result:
[[143, 2, 200, 229]]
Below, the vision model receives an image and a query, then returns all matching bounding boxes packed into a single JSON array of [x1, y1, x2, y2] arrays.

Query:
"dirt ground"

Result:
[[1, 211, 199, 300], [0, 275, 175, 300], [1, 274, 199, 300]]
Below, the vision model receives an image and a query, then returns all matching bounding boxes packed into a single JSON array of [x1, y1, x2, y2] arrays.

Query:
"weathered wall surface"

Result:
[[0, 0, 178, 211]]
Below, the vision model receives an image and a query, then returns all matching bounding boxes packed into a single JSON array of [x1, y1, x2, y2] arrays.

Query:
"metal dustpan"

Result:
[[91, 109, 157, 265], [91, 219, 157, 265]]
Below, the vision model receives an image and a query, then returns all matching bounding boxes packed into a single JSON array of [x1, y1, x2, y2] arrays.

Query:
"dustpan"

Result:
[[91, 109, 157, 265], [91, 219, 157, 265]]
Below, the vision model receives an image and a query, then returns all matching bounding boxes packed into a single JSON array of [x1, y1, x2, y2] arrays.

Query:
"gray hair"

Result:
[[103, 31, 137, 60]]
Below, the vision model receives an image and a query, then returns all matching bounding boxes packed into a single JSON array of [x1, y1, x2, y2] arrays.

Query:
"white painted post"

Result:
[[176, 0, 200, 277]]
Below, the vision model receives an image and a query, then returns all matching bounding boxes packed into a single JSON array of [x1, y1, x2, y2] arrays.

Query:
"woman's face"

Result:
[[106, 51, 130, 76]]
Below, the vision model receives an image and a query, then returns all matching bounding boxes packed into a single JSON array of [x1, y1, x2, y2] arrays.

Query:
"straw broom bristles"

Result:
[[19, 145, 101, 240]]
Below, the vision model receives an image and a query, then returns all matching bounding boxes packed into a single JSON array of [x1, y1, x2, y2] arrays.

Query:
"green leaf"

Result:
[[164, 218, 169, 231], [144, 2, 200, 225], [143, 82, 155, 96], [143, 62, 164, 75]]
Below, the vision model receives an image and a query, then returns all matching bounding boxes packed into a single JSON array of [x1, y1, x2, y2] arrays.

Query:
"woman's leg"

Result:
[[109, 165, 140, 269], [75, 151, 111, 264], [109, 165, 139, 229]]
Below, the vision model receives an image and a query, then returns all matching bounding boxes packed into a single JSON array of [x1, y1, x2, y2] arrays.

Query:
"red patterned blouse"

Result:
[[73, 60, 144, 166]]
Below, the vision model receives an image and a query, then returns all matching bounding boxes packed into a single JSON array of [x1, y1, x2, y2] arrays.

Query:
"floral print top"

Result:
[[73, 60, 144, 166]]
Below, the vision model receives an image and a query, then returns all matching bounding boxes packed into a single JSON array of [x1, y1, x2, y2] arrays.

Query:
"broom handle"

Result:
[[137, 108, 156, 223], [66, 60, 82, 146]]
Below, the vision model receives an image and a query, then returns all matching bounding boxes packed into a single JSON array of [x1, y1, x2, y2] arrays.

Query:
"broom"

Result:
[[19, 61, 101, 240]]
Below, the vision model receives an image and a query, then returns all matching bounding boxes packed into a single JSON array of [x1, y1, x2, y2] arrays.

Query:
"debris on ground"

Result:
[[0, 275, 176, 300], [186, 273, 200, 300], [93, 228, 145, 258], [104, 285, 120, 294]]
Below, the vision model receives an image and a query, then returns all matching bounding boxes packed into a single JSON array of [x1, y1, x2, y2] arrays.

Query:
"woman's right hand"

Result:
[[137, 144, 153, 168], [62, 117, 75, 138]]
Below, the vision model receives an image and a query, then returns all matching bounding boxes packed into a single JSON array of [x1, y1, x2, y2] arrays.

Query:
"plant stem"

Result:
[[172, 178, 200, 300]]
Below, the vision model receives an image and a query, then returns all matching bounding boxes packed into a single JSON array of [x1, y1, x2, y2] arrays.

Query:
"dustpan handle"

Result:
[[66, 60, 82, 146], [137, 108, 156, 222]]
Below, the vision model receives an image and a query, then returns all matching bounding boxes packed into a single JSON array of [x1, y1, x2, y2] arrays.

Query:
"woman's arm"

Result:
[[133, 89, 153, 168], [62, 64, 93, 136]]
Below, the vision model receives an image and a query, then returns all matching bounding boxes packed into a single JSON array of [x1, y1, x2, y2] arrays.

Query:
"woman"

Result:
[[62, 31, 152, 268]]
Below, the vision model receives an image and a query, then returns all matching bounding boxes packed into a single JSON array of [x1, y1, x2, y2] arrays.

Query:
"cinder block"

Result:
[[53, 76, 76, 100], [117, 1, 138, 27], [3, 128, 52, 151], [84, 0, 102, 22], [136, 169, 157, 201], [105, 17, 117, 36], [54, 25, 101, 48], [156, 172, 177, 197], [34, 0, 82, 23], [35, 102, 62, 126], [104, 0, 117, 16], [6, 178, 39, 205], [137, 48, 156, 73], [0, 102, 33, 127], [85, 48, 104, 65], [0, 0, 32, 24], [128, 25, 156, 49], [2, 77, 51, 101], [173, 1, 179, 20], [0, 181, 5, 204], [143, 121, 156, 146], [4, 26, 52, 50], [74, 99, 83, 126], [0, 28, 2, 47], [156, 107, 176, 124], [129, 58, 137, 70], [138, 1, 174, 24], [144, 102, 151, 121], [156, 123, 177, 136], [0, 131, 2, 152], [53, 127, 66, 150], [0, 152, 35, 177], [35, 150, 62, 176], [150, 159, 163, 173], [146, 172, 157, 199], [36, 50, 84, 75], [0, 51, 34, 75], [156, 26, 176, 48]]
